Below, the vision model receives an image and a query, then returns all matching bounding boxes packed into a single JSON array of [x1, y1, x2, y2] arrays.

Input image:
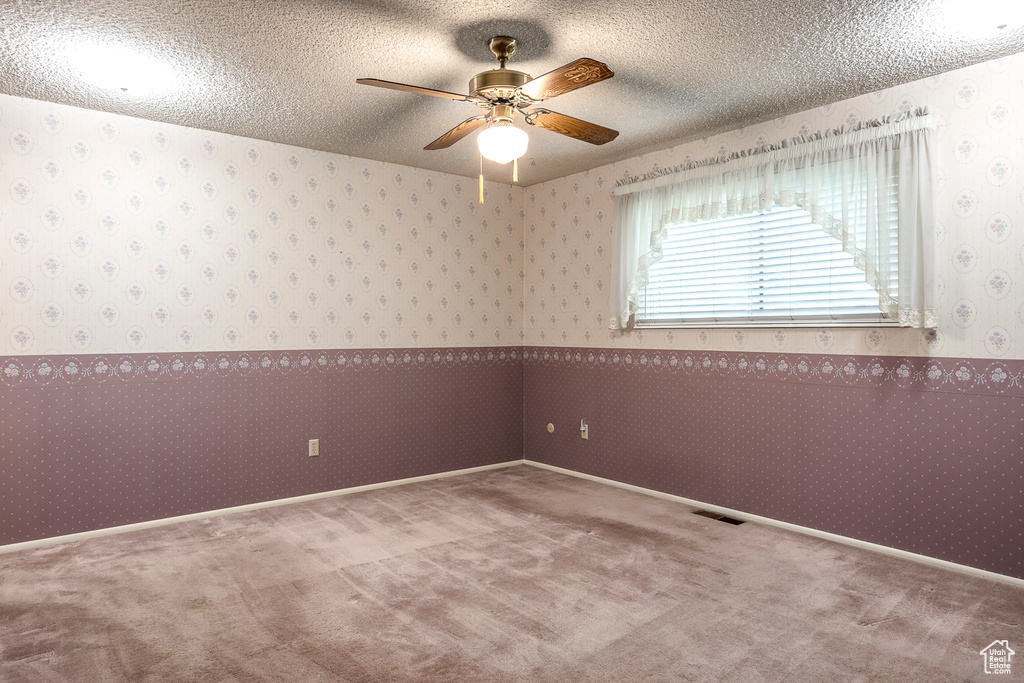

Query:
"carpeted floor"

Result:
[[1, 464, 1021, 682]]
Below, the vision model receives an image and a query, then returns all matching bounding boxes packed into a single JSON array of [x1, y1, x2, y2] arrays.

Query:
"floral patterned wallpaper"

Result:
[[4, 52, 1022, 359], [523, 53, 1024, 360], [0, 95, 525, 355]]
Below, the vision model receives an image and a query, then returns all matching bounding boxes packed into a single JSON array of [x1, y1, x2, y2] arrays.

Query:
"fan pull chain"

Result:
[[479, 154, 484, 205], [513, 157, 518, 183]]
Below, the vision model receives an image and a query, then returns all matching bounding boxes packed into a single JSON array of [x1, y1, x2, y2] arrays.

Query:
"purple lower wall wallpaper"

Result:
[[3, 344, 1022, 580], [0, 347, 524, 546], [523, 347, 1024, 580]]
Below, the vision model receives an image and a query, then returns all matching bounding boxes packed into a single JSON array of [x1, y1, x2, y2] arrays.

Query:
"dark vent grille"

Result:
[[693, 510, 746, 525]]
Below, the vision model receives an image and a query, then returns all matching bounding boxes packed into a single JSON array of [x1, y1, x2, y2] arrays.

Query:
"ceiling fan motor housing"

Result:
[[469, 69, 531, 101]]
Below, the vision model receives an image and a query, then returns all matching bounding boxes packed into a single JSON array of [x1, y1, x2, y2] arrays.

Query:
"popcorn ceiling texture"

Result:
[[524, 53, 1024, 359], [0, 94, 525, 355], [2, 0, 1024, 183]]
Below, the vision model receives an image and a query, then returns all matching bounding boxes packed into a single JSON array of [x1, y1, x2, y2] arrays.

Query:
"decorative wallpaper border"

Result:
[[0, 346, 522, 388], [4, 345, 1023, 397], [523, 347, 1024, 398]]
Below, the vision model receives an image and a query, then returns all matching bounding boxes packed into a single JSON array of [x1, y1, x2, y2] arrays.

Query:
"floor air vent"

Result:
[[692, 510, 746, 525]]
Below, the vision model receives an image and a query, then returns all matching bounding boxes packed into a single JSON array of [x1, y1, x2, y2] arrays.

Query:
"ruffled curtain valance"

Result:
[[609, 109, 937, 330]]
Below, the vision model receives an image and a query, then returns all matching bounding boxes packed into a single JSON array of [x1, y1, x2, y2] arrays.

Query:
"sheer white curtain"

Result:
[[610, 109, 937, 330]]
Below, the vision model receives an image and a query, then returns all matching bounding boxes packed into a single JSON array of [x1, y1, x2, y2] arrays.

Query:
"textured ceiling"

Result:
[[2, 0, 1024, 183]]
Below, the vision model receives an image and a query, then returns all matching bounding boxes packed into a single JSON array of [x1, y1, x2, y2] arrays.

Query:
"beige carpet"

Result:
[[1, 465, 1021, 682]]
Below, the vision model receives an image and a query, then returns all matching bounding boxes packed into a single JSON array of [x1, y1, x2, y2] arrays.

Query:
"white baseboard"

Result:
[[524, 460, 1024, 590], [8, 457, 1021, 590], [0, 460, 525, 555]]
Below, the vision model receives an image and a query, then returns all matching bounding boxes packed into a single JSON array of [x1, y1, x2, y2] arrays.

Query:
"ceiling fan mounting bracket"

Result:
[[469, 36, 533, 103], [487, 36, 518, 68]]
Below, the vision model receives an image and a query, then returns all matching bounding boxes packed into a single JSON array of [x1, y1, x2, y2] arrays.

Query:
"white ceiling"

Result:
[[2, 0, 1024, 184]]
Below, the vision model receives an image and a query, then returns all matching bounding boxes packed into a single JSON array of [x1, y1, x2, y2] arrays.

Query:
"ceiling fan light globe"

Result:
[[478, 125, 528, 164]]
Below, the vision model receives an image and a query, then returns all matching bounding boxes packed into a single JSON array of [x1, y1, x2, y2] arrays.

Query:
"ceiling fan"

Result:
[[357, 36, 618, 177]]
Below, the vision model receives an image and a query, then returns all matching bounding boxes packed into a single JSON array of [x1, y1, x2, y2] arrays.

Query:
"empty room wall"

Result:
[[523, 55, 1024, 579], [3, 53, 1021, 584], [0, 94, 525, 545]]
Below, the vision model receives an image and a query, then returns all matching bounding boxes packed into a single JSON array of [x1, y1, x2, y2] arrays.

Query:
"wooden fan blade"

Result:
[[424, 115, 489, 150], [519, 58, 614, 101], [356, 78, 469, 101], [525, 109, 618, 145]]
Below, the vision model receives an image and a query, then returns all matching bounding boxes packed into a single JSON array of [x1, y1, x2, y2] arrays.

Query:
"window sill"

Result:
[[636, 319, 901, 330]]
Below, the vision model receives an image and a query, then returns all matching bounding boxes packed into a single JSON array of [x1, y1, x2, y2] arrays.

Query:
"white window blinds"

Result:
[[640, 198, 898, 325], [609, 109, 937, 330]]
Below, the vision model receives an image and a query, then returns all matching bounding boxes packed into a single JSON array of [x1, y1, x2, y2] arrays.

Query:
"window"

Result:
[[639, 203, 897, 327], [610, 110, 936, 331]]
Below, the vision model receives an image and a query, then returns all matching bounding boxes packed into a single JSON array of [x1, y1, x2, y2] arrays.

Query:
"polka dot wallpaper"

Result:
[[524, 349, 1023, 579], [0, 94, 525, 355], [523, 53, 1024, 360], [0, 346, 524, 545]]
